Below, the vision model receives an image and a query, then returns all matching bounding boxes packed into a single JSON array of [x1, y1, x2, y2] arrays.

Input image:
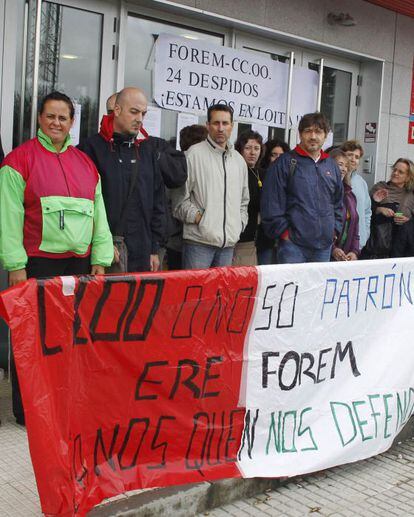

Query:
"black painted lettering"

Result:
[[118, 418, 150, 470], [135, 361, 168, 401], [262, 352, 279, 388], [37, 279, 63, 356], [169, 359, 201, 399], [201, 356, 223, 398], [147, 416, 176, 470], [330, 341, 361, 379], [123, 278, 164, 341], [94, 425, 120, 476], [171, 285, 203, 338]]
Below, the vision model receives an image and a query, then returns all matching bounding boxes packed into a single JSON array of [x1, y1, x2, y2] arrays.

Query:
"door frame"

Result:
[[1, 0, 118, 153], [303, 49, 360, 140]]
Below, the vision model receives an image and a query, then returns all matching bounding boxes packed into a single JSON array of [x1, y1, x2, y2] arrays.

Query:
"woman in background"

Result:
[[329, 149, 360, 261], [261, 138, 290, 169], [363, 158, 414, 259], [233, 130, 263, 266], [256, 138, 290, 265]]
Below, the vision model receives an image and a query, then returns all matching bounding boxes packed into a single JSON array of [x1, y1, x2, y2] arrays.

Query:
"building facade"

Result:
[[0, 0, 412, 366], [0, 0, 412, 183]]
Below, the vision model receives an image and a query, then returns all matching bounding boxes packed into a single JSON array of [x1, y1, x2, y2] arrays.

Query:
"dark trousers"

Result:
[[11, 256, 90, 425], [166, 248, 182, 270]]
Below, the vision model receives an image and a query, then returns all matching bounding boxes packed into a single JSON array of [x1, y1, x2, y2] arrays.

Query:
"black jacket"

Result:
[[78, 115, 187, 271], [239, 166, 262, 242]]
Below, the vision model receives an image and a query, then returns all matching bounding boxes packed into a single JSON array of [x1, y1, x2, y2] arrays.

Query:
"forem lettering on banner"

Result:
[[237, 259, 414, 478], [1, 259, 414, 515], [154, 33, 318, 127]]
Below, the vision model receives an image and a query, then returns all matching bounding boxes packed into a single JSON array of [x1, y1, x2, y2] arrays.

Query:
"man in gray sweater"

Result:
[[173, 103, 249, 269]]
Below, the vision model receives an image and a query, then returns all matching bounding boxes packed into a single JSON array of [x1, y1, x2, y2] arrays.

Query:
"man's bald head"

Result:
[[106, 93, 118, 115], [115, 87, 147, 107], [113, 87, 148, 136]]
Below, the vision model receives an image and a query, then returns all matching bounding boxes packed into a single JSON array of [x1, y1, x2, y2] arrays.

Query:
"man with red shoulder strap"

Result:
[[261, 112, 343, 263], [79, 87, 187, 272]]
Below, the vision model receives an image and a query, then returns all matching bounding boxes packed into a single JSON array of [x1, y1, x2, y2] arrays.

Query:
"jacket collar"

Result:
[[37, 128, 71, 153], [206, 135, 233, 154], [99, 113, 149, 146], [294, 144, 329, 161]]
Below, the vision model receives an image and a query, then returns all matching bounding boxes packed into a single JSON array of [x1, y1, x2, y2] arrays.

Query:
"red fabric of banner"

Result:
[[0, 267, 258, 516]]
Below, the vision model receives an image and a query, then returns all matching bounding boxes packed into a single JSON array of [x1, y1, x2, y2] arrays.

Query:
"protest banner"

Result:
[[154, 33, 318, 127], [1, 258, 414, 516]]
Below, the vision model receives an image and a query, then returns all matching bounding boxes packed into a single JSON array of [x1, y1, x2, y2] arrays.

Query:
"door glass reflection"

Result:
[[13, 1, 102, 147]]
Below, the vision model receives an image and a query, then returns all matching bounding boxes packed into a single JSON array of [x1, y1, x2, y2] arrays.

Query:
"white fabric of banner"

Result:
[[237, 258, 414, 477], [154, 33, 318, 127]]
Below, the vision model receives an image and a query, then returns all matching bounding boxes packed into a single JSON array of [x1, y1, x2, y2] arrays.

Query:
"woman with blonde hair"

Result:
[[362, 158, 414, 259]]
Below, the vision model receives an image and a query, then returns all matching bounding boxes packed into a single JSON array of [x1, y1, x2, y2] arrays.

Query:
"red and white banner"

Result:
[[1, 259, 414, 516]]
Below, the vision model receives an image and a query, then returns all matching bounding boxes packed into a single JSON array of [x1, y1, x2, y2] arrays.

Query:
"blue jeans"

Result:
[[183, 242, 234, 269], [257, 247, 278, 265], [277, 239, 332, 264]]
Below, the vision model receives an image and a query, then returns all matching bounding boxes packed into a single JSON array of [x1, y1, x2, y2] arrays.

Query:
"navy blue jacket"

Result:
[[261, 147, 344, 250], [79, 115, 187, 271]]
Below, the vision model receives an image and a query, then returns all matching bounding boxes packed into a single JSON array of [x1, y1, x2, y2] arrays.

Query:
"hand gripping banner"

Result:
[[1, 259, 414, 516]]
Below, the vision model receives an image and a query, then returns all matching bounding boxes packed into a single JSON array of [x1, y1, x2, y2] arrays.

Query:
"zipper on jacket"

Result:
[[56, 154, 71, 196], [315, 163, 322, 241], [222, 152, 227, 248]]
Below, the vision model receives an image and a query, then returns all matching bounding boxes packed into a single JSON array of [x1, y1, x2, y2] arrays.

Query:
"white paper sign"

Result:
[[291, 66, 318, 125], [154, 34, 318, 128], [69, 102, 81, 146], [237, 258, 414, 477], [144, 105, 162, 137], [323, 130, 334, 151], [176, 112, 199, 150], [251, 123, 269, 143]]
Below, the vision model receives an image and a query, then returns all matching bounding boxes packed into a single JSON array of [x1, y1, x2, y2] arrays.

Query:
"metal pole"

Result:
[[18, 1, 29, 145], [284, 51, 294, 143], [30, 0, 42, 138], [316, 58, 324, 111]]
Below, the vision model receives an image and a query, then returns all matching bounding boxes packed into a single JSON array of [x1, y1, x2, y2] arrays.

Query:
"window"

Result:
[[125, 14, 224, 142]]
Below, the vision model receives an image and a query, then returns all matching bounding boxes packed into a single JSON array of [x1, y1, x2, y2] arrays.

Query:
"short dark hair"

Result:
[[179, 124, 208, 152], [207, 103, 234, 122], [329, 148, 348, 161], [262, 139, 290, 168], [235, 130, 263, 154], [341, 139, 364, 158], [39, 91, 75, 119], [298, 112, 330, 135]]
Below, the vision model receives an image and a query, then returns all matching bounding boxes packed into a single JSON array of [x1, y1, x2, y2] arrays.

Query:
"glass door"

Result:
[[11, 0, 117, 148], [234, 31, 360, 147], [303, 51, 360, 146]]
